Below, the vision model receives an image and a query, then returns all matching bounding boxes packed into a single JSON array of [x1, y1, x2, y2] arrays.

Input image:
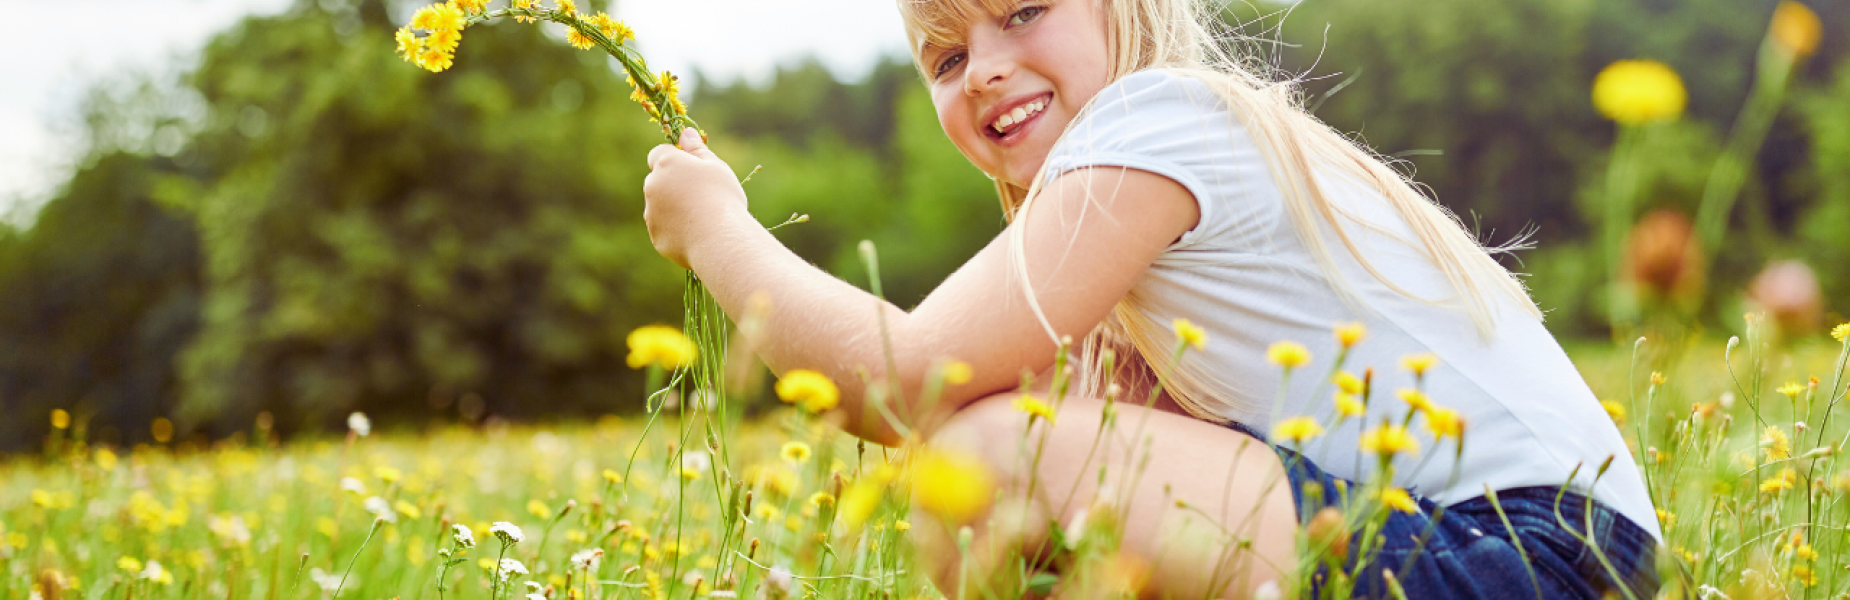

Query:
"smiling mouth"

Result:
[[986, 93, 1052, 142]]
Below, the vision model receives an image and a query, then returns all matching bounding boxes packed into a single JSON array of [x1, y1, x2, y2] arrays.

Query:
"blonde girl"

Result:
[[643, 0, 1660, 596]]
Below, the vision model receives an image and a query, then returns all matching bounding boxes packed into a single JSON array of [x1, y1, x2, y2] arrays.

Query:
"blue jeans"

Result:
[[1226, 421, 1661, 599]]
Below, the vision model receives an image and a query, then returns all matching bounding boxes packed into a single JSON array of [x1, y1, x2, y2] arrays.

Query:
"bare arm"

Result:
[[644, 131, 1198, 445]]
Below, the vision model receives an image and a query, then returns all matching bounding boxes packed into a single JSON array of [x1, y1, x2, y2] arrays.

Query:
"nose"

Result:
[[961, 34, 1011, 96]]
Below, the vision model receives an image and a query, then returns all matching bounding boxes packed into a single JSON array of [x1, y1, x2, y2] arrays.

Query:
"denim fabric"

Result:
[[1224, 420, 1661, 599]]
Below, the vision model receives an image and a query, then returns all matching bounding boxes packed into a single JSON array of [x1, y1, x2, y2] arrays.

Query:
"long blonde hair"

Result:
[[898, 0, 1540, 421]]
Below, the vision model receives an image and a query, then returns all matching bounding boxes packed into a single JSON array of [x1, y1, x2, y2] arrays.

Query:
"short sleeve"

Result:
[[1041, 69, 1259, 250]]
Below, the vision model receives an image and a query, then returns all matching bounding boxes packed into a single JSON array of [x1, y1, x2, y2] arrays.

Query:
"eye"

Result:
[[933, 51, 966, 80], [1007, 5, 1045, 26]]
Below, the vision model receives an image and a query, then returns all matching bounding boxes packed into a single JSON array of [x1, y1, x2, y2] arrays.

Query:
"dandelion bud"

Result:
[[748, 537, 760, 560]]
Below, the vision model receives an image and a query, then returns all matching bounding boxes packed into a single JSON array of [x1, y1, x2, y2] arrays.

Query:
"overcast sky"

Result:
[[0, 0, 910, 224]]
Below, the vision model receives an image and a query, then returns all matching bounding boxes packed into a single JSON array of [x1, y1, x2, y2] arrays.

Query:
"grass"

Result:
[[4, 324, 1848, 599]]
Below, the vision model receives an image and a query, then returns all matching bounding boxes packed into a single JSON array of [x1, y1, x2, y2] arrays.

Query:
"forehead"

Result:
[[897, 0, 1023, 55]]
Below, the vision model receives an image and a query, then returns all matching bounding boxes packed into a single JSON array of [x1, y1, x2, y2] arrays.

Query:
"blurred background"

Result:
[[1, 0, 1844, 451]]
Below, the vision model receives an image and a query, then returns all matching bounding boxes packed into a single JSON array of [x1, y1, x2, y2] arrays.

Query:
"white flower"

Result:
[[682, 569, 705, 585], [347, 411, 371, 436], [141, 559, 167, 581], [526, 595, 546, 600], [525, 581, 545, 592], [452, 523, 476, 548], [363, 496, 396, 522], [1253, 580, 1282, 600], [682, 449, 711, 473], [339, 477, 367, 495], [309, 567, 344, 592], [497, 558, 528, 581], [570, 548, 604, 570], [490, 521, 524, 544], [766, 565, 793, 593]]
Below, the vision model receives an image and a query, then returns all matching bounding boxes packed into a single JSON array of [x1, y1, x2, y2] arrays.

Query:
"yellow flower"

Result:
[[1649, 371, 1666, 386], [775, 369, 839, 412], [427, 27, 461, 53], [941, 360, 973, 386], [417, 47, 454, 73], [626, 325, 697, 370], [1600, 400, 1625, 425], [1400, 353, 1438, 377], [555, 0, 577, 16], [96, 448, 118, 471], [1334, 393, 1365, 419], [590, 13, 635, 44], [658, 70, 681, 104], [1833, 322, 1849, 342], [51, 409, 70, 430], [1012, 395, 1056, 424], [32, 489, 55, 509], [1760, 467, 1797, 493], [1360, 424, 1420, 459], [1769, 1, 1822, 59], [1794, 544, 1817, 561], [837, 479, 883, 530], [1777, 382, 1804, 399], [1592, 60, 1686, 125], [512, 0, 538, 22], [528, 499, 550, 519], [1266, 341, 1311, 369], [1793, 564, 1817, 587], [151, 418, 174, 443], [680, 466, 701, 480], [411, 2, 466, 32], [894, 519, 911, 532], [1332, 371, 1363, 395], [374, 465, 402, 483], [1426, 407, 1463, 441], [395, 27, 423, 63], [1379, 487, 1419, 514], [1656, 509, 1675, 528], [780, 441, 812, 465], [1174, 318, 1208, 351], [118, 557, 142, 573], [1762, 426, 1791, 461], [808, 491, 835, 508], [602, 469, 624, 485], [1396, 388, 1433, 413], [565, 28, 596, 50], [1271, 417, 1324, 444], [1334, 322, 1365, 349], [453, 0, 486, 14], [910, 449, 995, 525]]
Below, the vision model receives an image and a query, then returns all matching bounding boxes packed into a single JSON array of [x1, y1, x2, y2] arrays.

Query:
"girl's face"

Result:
[[920, 0, 1111, 189]]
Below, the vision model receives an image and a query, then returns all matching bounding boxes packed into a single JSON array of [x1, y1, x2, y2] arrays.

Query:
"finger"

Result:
[[677, 128, 715, 159], [647, 143, 678, 169]]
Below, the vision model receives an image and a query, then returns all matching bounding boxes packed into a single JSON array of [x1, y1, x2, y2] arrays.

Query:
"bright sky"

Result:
[[0, 0, 910, 225]]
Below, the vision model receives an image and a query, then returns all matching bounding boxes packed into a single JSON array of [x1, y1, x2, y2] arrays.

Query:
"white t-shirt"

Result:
[[1040, 69, 1660, 541]]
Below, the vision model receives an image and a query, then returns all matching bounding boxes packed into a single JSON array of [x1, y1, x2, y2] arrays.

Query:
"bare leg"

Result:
[[911, 393, 1300, 599]]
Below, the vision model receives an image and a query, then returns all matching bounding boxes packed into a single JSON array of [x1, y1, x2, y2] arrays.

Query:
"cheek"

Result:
[[932, 92, 985, 159]]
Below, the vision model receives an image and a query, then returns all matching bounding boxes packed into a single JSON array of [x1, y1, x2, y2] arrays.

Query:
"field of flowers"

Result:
[[5, 319, 1848, 600]]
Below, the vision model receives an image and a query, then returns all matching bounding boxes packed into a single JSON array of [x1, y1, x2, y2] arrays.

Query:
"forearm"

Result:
[[685, 209, 949, 445]]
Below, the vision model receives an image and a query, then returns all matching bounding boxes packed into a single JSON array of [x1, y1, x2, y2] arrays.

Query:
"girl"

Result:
[[642, 0, 1660, 596]]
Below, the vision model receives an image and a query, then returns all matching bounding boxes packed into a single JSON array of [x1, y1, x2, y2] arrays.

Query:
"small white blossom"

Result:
[[496, 558, 528, 581], [570, 548, 604, 570], [490, 521, 524, 544], [525, 581, 544, 592], [141, 560, 167, 582], [339, 477, 367, 495], [682, 449, 711, 473], [766, 565, 793, 593], [309, 567, 344, 592], [347, 411, 371, 436], [452, 523, 476, 548], [363, 496, 396, 522]]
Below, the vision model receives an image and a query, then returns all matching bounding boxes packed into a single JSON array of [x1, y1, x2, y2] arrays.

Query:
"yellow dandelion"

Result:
[[941, 360, 973, 386], [511, 0, 538, 22], [1763, 426, 1791, 461], [1173, 318, 1208, 351], [1334, 393, 1365, 419], [1266, 341, 1311, 369], [452, 0, 486, 14], [1333, 371, 1363, 395], [1832, 322, 1849, 342], [1777, 382, 1804, 399], [1760, 467, 1797, 493], [1396, 388, 1433, 413], [680, 466, 701, 480], [374, 465, 402, 483], [780, 441, 812, 465], [395, 500, 422, 520], [774, 369, 839, 413], [1795, 544, 1817, 561], [555, 0, 577, 16], [1379, 487, 1419, 514], [1271, 417, 1324, 445], [1426, 407, 1463, 441], [1334, 322, 1366, 349], [1793, 564, 1817, 587], [837, 479, 883, 530], [1360, 424, 1420, 459], [1592, 60, 1686, 126], [1600, 400, 1626, 425], [1769, 2, 1822, 59], [808, 491, 835, 508], [894, 519, 911, 532], [118, 557, 142, 573], [602, 469, 624, 485], [427, 27, 461, 53], [417, 47, 454, 73], [411, 2, 466, 33], [96, 447, 118, 471], [50, 409, 70, 430], [1012, 395, 1056, 424], [1400, 353, 1438, 377], [910, 449, 995, 525], [395, 27, 423, 63], [527, 499, 551, 519], [626, 325, 697, 370], [565, 28, 596, 50]]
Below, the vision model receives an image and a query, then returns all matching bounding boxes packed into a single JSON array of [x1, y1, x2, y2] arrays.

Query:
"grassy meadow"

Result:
[[4, 322, 1848, 600]]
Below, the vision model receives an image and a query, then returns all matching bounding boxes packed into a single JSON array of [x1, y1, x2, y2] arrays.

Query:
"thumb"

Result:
[[676, 127, 713, 158]]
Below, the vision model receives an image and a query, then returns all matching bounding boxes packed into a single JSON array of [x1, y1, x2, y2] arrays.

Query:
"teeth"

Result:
[[991, 98, 1047, 134]]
